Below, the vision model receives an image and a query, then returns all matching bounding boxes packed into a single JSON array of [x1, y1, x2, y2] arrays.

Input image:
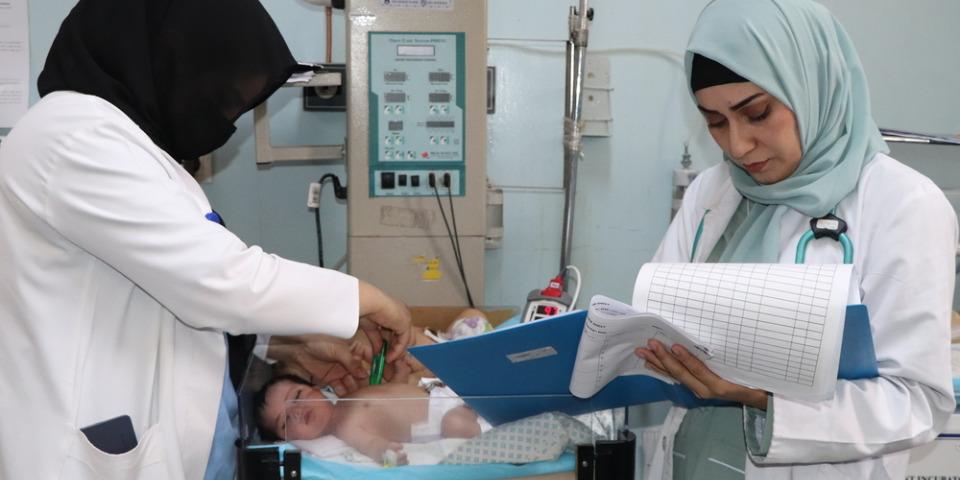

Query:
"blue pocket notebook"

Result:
[[410, 305, 877, 426]]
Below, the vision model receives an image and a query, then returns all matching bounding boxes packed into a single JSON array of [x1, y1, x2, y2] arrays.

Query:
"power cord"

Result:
[[431, 174, 475, 307], [446, 181, 467, 291], [563, 265, 582, 308], [313, 174, 347, 268]]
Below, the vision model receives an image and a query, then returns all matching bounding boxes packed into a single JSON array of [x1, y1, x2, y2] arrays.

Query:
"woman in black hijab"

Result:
[[38, 0, 297, 162], [0, 1, 412, 479]]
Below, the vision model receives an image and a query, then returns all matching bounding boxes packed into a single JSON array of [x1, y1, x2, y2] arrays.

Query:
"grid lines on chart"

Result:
[[644, 263, 835, 386]]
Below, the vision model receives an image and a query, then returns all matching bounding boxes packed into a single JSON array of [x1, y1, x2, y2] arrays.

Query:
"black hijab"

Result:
[[689, 53, 748, 93], [38, 0, 298, 161]]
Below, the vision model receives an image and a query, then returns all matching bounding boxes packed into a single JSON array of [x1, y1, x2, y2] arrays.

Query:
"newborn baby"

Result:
[[256, 366, 481, 464]]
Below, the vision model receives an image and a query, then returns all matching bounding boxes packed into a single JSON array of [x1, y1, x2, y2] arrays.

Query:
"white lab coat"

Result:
[[0, 92, 360, 480], [639, 154, 958, 479]]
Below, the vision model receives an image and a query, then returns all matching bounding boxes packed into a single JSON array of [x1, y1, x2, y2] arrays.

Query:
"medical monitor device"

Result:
[[522, 275, 574, 324], [345, 0, 487, 306]]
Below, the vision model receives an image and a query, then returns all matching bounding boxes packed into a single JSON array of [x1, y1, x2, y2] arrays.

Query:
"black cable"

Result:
[[432, 182, 475, 307], [436, 185, 463, 269], [314, 173, 345, 268], [446, 183, 467, 283], [314, 205, 324, 268], [448, 195, 475, 308], [431, 184, 463, 273]]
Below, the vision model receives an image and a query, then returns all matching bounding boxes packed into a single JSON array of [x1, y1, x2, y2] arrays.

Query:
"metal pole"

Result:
[[560, 0, 592, 283]]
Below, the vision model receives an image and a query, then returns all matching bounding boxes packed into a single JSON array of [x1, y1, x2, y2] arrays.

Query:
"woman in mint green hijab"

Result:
[[636, 0, 958, 478]]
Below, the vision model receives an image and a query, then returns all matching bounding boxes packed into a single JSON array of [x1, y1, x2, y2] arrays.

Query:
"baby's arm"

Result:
[[337, 421, 408, 465]]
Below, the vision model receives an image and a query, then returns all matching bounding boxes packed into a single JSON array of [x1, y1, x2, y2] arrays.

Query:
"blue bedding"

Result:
[[292, 448, 575, 480]]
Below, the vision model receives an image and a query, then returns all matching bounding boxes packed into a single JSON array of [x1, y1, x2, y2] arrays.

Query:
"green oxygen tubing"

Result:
[[690, 211, 853, 264]]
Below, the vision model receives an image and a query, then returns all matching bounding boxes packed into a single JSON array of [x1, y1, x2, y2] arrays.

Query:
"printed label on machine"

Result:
[[381, 0, 453, 10], [379, 205, 433, 229]]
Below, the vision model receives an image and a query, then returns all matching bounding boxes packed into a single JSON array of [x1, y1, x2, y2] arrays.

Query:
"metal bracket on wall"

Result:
[[487, 66, 496, 114], [485, 179, 503, 249], [880, 128, 960, 146], [254, 70, 347, 165]]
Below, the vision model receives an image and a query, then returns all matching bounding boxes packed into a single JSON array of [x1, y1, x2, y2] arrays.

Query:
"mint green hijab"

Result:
[[685, 0, 889, 262]]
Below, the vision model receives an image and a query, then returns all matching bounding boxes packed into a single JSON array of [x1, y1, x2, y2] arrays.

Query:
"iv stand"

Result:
[[559, 0, 593, 286]]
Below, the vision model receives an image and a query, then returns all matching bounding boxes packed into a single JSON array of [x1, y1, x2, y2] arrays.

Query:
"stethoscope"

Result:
[[795, 212, 853, 264], [691, 211, 854, 264]]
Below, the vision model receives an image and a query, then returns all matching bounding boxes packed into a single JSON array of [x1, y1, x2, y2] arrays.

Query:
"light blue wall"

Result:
[[15, 0, 960, 310], [484, 0, 718, 308]]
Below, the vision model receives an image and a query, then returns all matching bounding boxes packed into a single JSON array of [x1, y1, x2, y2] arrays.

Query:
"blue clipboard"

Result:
[[410, 305, 877, 426]]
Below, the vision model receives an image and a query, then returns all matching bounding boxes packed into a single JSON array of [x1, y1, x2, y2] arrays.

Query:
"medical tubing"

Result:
[[690, 210, 710, 262], [795, 231, 853, 265], [324, 7, 333, 63], [564, 265, 582, 308], [432, 185, 476, 307], [839, 234, 853, 264], [797, 210, 854, 264], [794, 230, 813, 264]]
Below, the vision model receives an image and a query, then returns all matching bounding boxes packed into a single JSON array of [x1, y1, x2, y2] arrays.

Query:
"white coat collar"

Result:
[[691, 169, 742, 263]]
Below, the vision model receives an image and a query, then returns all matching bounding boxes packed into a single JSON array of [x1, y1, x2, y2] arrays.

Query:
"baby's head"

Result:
[[255, 374, 336, 441]]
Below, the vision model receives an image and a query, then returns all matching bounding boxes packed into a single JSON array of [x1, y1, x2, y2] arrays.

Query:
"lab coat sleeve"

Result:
[[753, 179, 958, 464], [743, 400, 774, 456], [43, 118, 358, 338]]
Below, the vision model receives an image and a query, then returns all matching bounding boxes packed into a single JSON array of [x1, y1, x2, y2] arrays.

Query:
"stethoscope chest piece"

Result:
[[809, 213, 847, 240]]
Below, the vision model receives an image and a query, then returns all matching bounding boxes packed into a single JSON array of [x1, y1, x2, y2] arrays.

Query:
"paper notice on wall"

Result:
[[0, 0, 29, 128]]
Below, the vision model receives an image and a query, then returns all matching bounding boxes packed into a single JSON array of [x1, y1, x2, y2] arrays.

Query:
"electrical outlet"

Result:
[[307, 182, 321, 208]]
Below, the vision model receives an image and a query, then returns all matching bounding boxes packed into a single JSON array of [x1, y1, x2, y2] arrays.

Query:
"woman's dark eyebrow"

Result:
[[697, 92, 765, 114], [731, 93, 764, 111]]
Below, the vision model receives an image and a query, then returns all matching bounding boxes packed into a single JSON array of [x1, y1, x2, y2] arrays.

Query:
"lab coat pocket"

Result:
[[814, 461, 893, 480], [62, 423, 171, 480]]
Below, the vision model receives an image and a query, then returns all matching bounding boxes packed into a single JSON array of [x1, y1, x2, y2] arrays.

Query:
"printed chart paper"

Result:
[[0, 0, 29, 128], [625, 263, 852, 399], [570, 295, 712, 398]]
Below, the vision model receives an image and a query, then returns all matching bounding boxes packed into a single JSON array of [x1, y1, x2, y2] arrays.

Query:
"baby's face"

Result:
[[261, 380, 335, 440]]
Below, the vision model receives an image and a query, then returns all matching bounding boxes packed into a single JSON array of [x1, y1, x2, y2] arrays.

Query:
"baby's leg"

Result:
[[440, 405, 482, 439]]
